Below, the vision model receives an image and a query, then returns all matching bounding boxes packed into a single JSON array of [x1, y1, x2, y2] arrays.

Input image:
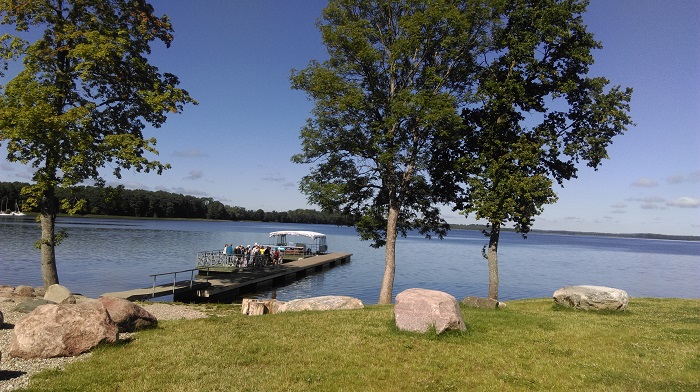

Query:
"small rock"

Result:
[[97, 296, 158, 332], [44, 284, 73, 304], [13, 285, 35, 298], [242, 298, 282, 315], [0, 285, 14, 297], [34, 286, 46, 297], [462, 296, 498, 308], [13, 298, 55, 313]]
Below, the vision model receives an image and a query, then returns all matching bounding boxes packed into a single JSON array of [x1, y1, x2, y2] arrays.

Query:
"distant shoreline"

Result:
[[5, 213, 699, 242], [449, 224, 700, 242]]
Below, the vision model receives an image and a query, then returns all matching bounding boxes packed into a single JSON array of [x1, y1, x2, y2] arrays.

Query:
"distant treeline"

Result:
[[3, 181, 698, 241], [0, 181, 355, 225], [450, 223, 700, 242]]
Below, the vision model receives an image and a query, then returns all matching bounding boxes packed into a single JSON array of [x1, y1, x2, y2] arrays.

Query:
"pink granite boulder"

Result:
[[394, 288, 466, 334], [98, 296, 158, 332], [9, 301, 118, 359]]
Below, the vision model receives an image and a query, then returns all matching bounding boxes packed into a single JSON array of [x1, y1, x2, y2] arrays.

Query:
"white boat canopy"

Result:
[[269, 230, 328, 254], [269, 230, 326, 240]]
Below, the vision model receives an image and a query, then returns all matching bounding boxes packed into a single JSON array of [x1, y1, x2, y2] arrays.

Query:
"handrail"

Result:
[[149, 268, 204, 298]]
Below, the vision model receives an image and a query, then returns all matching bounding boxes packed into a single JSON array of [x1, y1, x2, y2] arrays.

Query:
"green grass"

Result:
[[20, 298, 700, 391]]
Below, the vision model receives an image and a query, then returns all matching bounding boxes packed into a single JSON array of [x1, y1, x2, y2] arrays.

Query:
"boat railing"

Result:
[[196, 250, 243, 268]]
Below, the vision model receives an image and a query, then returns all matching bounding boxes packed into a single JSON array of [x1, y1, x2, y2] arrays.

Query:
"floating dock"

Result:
[[103, 252, 352, 302]]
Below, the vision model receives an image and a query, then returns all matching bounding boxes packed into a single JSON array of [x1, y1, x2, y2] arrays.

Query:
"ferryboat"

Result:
[[196, 230, 328, 273]]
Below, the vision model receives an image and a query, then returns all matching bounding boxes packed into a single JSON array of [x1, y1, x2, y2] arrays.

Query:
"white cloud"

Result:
[[667, 197, 700, 208], [173, 148, 208, 158], [666, 174, 684, 184], [262, 176, 285, 182], [632, 178, 659, 187], [169, 186, 209, 197], [689, 171, 700, 183], [184, 169, 203, 180]]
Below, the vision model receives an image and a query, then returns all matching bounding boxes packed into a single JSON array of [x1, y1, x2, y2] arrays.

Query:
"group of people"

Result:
[[223, 242, 280, 267]]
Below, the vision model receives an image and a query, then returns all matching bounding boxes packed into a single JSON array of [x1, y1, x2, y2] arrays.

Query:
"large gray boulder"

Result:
[[394, 288, 466, 334], [44, 284, 75, 304], [97, 296, 158, 332], [9, 301, 118, 359], [553, 285, 629, 311], [277, 296, 364, 313]]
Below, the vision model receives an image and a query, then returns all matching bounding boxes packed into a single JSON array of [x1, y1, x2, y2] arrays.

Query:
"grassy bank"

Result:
[[21, 298, 700, 391]]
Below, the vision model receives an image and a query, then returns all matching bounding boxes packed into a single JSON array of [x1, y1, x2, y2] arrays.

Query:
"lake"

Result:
[[1, 216, 698, 304]]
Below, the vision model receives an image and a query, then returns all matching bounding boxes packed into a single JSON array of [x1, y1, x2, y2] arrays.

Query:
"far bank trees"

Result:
[[0, 0, 196, 288]]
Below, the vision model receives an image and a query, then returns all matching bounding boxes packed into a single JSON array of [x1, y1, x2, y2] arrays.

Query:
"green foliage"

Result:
[[0, 0, 196, 286], [292, 0, 494, 302], [449, 0, 634, 234], [291, 0, 487, 247], [429, 0, 635, 299]]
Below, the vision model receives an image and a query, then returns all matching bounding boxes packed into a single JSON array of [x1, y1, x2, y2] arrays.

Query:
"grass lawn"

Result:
[[21, 298, 700, 391]]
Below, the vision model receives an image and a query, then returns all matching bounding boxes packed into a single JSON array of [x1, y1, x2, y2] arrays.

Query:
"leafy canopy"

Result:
[[0, 0, 196, 209], [441, 0, 634, 234], [291, 0, 489, 247]]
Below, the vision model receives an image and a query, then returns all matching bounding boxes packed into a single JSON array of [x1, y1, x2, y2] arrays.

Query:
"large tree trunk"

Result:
[[40, 191, 60, 289], [378, 205, 399, 304], [487, 222, 500, 300]]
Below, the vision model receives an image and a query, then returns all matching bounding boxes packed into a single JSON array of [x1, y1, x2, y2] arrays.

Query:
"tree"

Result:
[[0, 0, 195, 288], [438, 0, 633, 300], [291, 0, 489, 304]]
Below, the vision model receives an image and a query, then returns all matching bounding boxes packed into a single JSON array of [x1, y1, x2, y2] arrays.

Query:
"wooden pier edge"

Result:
[[101, 252, 352, 302]]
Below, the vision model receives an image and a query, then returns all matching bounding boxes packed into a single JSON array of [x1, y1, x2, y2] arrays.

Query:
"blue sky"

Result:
[[1, 0, 698, 236]]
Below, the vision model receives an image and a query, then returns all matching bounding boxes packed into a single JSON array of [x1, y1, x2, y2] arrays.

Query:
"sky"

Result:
[[0, 0, 698, 236]]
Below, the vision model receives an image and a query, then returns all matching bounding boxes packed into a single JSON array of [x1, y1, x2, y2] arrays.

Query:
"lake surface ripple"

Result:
[[1, 216, 698, 304]]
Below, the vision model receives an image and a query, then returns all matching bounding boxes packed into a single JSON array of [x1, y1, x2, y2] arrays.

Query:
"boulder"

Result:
[[553, 285, 629, 311], [97, 296, 158, 332], [13, 298, 55, 313], [394, 288, 466, 334], [9, 301, 118, 359], [0, 309, 4, 326], [277, 296, 364, 313], [461, 296, 507, 309], [13, 285, 35, 298], [44, 284, 74, 304]]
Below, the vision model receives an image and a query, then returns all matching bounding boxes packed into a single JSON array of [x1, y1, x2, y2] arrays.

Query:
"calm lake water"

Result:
[[1, 216, 698, 304]]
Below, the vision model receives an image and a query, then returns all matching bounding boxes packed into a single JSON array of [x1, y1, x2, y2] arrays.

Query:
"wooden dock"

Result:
[[195, 252, 352, 301], [102, 252, 352, 302]]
